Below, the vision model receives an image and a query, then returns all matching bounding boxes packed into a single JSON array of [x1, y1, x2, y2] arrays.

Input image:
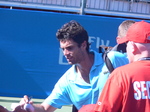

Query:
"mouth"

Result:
[[67, 58, 71, 61], [66, 57, 73, 62]]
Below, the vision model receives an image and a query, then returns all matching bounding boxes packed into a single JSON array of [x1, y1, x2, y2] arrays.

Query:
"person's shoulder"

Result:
[[63, 65, 79, 80], [113, 61, 138, 74], [63, 65, 76, 76], [107, 51, 129, 66], [107, 51, 127, 58], [91, 50, 101, 55], [57, 65, 75, 80], [109, 63, 129, 79], [55, 65, 77, 86], [90, 50, 104, 65]]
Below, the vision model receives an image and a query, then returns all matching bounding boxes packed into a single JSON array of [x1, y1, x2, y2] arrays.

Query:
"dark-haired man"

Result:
[[19, 20, 128, 112]]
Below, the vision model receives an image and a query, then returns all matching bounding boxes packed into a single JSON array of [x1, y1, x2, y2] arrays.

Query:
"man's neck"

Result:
[[76, 53, 94, 83]]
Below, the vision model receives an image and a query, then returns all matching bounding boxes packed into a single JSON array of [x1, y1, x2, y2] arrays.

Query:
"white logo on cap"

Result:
[[97, 102, 102, 105]]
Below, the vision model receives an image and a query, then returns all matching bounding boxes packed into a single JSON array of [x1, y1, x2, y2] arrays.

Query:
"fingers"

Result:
[[18, 95, 34, 112], [19, 95, 30, 106], [24, 95, 29, 103]]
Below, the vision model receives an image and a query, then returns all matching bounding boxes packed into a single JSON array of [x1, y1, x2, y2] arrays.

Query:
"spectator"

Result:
[[99, 20, 135, 74], [112, 20, 135, 53], [94, 21, 150, 112]]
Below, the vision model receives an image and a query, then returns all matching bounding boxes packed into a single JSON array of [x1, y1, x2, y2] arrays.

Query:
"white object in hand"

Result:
[[24, 103, 34, 112]]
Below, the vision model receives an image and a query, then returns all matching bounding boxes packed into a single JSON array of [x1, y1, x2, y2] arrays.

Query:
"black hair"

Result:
[[56, 20, 90, 52]]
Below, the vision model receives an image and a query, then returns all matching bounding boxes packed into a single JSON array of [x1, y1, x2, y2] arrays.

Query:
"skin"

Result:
[[19, 39, 94, 112], [126, 41, 150, 63], [60, 39, 86, 65], [60, 39, 94, 83], [19, 94, 56, 112]]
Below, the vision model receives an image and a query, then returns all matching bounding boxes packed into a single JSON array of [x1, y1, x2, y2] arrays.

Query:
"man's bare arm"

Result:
[[33, 103, 57, 112], [20, 95, 57, 112]]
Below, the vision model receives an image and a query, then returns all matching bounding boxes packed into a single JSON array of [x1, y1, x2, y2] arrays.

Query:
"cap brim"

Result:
[[79, 104, 96, 112], [117, 36, 128, 44]]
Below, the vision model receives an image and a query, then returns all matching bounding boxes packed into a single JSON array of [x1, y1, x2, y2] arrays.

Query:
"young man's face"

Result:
[[60, 39, 86, 65]]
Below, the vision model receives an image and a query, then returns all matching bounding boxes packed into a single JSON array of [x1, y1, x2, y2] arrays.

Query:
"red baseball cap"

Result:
[[117, 21, 150, 44], [79, 104, 96, 112]]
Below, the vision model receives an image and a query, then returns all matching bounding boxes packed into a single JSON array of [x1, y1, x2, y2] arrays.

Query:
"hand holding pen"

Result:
[[19, 95, 34, 112]]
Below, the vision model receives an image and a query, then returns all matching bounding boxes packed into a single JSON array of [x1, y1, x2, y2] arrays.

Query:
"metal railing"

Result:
[[0, 0, 150, 19]]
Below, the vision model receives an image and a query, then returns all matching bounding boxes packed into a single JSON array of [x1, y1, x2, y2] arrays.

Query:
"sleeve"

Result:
[[107, 51, 129, 69], [42, 75, 72, 109], [94, 71, 123, 112]]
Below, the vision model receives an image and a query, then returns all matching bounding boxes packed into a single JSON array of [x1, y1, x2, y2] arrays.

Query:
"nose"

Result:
[[63, 49, 69, 56]]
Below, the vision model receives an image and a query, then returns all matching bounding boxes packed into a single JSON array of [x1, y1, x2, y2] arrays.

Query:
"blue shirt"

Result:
[[43, 50, 128, 110]]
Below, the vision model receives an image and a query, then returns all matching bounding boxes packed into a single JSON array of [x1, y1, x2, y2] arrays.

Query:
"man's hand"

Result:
[[19, 95, 34, 112], [20, 95, 33, 105]]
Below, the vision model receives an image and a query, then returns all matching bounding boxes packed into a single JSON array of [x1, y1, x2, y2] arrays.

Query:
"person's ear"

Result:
[[116, 37, 121, 43], [81, 41, 87, 49], [130, 41, 137, 54]]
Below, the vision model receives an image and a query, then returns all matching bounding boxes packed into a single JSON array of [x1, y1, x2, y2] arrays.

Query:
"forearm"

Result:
[[19, 95, 56, 112], [33, 104, 56, 112]]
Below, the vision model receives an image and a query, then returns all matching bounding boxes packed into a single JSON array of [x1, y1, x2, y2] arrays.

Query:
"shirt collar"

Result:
[[67, 51, 104, 82]]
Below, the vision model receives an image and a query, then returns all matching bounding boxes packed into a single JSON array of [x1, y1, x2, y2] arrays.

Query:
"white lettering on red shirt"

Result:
[[133, 81, 150, 100]]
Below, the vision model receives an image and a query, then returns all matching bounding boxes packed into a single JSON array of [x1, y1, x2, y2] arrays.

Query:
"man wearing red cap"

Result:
[[79, 21, 150, 112], [95, 21, 150, 112]]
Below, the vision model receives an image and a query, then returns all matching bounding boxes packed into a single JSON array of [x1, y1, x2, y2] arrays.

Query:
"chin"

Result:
[[68, 62, 73, 65], [68, 61, 76, 65]]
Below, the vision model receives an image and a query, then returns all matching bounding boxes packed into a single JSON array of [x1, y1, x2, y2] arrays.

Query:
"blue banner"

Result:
[[0, 8, 149, 99]]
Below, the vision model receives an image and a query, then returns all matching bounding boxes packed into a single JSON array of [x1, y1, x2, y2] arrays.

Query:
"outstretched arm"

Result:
[[19, 95, 57, 112]]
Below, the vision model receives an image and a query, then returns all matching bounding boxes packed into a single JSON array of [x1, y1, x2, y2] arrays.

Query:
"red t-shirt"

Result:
[[95, 61, 150, 112]]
